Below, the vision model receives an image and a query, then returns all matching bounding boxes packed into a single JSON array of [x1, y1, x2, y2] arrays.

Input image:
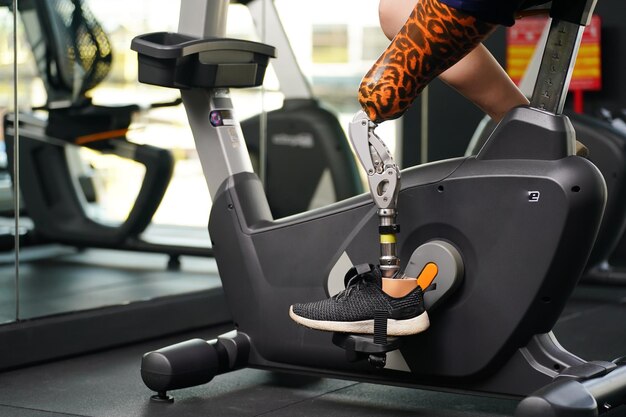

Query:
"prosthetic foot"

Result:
[[289, 113, 428, 344]]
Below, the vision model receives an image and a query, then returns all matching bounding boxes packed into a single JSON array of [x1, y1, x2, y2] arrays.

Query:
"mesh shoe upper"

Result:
[[291, 265, 425, 322]]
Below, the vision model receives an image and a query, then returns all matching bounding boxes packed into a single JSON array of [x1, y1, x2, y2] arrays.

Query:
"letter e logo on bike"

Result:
[[528, 191, 541, 203]]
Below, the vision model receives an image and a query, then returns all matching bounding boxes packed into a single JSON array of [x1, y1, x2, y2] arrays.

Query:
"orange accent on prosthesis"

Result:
[[358, 0, 495, 123], [382, 262, 439, 298]]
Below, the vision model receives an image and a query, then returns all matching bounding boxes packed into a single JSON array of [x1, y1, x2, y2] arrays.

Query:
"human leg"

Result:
[[359, 0, 497, 123], [439, 44, 528, 122], [374, 0, 529, 124]]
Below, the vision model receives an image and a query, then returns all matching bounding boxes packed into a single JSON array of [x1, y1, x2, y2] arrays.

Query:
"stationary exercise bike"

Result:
[[132, 0, 626, 415]]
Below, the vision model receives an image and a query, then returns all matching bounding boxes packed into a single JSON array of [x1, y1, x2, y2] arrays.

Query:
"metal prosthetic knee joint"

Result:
[[348, 111, 401, 278]]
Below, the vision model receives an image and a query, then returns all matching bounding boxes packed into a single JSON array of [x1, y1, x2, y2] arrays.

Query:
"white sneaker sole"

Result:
[[289, 306, 430, 336]]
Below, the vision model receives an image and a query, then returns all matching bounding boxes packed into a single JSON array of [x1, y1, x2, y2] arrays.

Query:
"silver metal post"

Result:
[[177, 0, 229, 38], [378, 209, 400, 278], [181, 88, 255, 198], [176, 1, 256, 199], [529, 19, 584, 115], [257, 0, 267, 188]]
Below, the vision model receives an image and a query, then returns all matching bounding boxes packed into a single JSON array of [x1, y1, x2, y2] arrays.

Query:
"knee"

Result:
[[379, 0, 417, 40], [379, 0, 398, 40]]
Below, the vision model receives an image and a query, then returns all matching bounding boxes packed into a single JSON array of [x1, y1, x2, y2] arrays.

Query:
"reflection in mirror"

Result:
[[4, 0, 229, 320], [1, 0, 402, 323], [0, 1, 20, 324]]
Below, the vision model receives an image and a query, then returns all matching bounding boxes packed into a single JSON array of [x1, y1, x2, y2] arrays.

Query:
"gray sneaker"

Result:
[[289, 265, 429, 336]]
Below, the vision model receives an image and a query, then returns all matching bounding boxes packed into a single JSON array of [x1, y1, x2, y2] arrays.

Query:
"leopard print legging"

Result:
[[358, 0, 496, 123]]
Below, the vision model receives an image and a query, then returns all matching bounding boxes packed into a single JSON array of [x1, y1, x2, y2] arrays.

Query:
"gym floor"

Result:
[[0, 267, 624, 417], [0, 246, 220, 323]]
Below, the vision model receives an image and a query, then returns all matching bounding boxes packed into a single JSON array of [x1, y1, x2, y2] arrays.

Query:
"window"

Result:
[[362, 26, 388, 61], [312, 24, 348, 64]]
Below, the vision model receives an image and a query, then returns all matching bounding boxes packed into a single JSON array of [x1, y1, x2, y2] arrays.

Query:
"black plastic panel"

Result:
[[242, 98, 362, 218]]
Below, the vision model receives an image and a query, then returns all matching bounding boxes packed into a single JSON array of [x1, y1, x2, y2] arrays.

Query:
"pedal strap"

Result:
[[355, 264, 372, 275], [373, 310, 388, 345], [343, 263, 378, 288]]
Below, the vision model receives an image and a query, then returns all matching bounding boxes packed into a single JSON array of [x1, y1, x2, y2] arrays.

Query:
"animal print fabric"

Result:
[[358, 0, 496, 123]]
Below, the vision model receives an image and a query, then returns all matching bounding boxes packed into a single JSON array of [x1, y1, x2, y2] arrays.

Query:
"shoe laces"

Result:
[[335, 271, 379, 301]]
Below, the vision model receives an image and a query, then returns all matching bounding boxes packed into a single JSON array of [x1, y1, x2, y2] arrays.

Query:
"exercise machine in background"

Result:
[[2, 0, 200, 264], [238, 0, 363, 218]]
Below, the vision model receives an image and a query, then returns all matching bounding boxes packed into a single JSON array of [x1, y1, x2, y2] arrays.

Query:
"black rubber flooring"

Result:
[[554, 284, 626, 361], [0, 324, 520, 417], [0, 245, 220, 323], [0, 284, 624, 417]]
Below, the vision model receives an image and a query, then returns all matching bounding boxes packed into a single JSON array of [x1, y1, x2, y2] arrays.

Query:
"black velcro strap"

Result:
[[373, 310, 388, 345], [343, 263, 373, 288], [355, 264, 372, 275]]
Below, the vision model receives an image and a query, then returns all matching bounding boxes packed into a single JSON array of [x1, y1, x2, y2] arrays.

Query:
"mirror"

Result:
[[10, 0, 223, 320], [0, 2, 18, 324]]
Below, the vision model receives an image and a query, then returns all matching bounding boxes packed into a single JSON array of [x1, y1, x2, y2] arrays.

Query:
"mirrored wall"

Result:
[[0, 1, 18, 324], [3, 0, 399, 323]]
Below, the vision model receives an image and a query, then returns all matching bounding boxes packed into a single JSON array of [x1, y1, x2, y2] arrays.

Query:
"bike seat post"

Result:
[[177, 0, 229, 38]]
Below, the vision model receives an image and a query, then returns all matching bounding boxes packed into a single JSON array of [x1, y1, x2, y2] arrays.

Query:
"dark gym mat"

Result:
[[0, 282, 624, 416], [554, 284, 626, 361], [0, 405, 80, 417], [0, 245, 228, 370], [0, 284, 16, 325], [0, 324, 522, 417], [261, 382, 519, 417], [0, 246, 220, 320]]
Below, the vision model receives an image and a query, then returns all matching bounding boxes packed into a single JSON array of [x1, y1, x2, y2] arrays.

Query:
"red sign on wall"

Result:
[[507, 15, 602, 91]]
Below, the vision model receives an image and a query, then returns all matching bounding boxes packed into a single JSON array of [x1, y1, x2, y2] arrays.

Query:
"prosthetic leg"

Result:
[[335, 111, 463, 368], [348, 110, 463, 303], [348, 111, 401, 279]]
